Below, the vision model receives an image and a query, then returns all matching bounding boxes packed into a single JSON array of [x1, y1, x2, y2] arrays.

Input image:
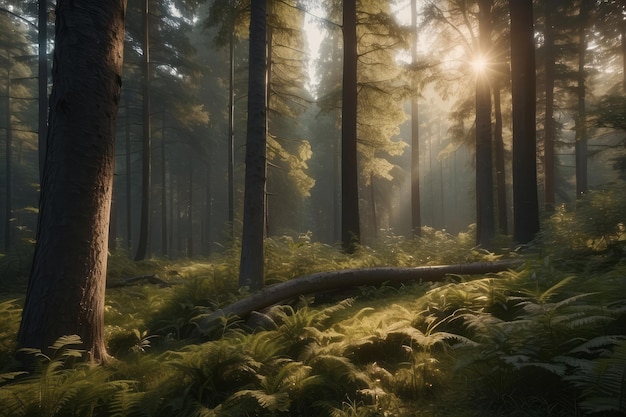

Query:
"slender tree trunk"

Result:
[[4, 61, 12, 252], [160, 113, 167, 257], [622, 24, 626, 93], [575, 1, 589, 199], [18, 0, 126, 363], [410, 0, 421, 237], [493, 82, 508, 235], [239, 0, 267, 290], [38, 0, 48, 182], [203, 163, 212, 255], [369, 173, 377, 242], [134, 0, 151, 260], [341, 0, 360, 252], [124, 93, 132, 252], [510, 0, 540, 244], [543, 1, 556, 211], [228, 2, 236, 240], [475, 0, 494, 247], [187, 156, 193, 258]]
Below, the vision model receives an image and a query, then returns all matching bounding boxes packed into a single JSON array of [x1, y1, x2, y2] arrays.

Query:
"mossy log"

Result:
[[196, 259, 522, 334]]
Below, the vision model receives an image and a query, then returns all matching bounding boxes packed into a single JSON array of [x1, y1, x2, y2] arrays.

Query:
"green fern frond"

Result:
[[538, 276, 577, 303], [566, 335, 626, 355]]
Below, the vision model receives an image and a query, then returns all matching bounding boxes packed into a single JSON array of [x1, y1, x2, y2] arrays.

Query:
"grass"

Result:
[[1, 187, 626, 416]]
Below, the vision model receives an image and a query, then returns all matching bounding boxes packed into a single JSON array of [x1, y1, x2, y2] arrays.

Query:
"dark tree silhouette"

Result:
[[18, 0, 127, 362], [475, 0, 494, 247], [239, 0, 267, 290], [510, 0, 540, 244], [341, 0, 360, 252]]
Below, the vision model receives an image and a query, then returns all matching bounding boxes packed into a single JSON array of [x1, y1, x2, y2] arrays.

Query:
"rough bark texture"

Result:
[[510, 0, 540, 244], [341, 0, 360, 252], [239, 0, 267, 290], [197, 260, 522, 333], [17, 0, 126, 363]]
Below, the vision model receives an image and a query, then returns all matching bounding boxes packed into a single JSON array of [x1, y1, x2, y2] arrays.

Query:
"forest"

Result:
[[1, 0, 626, 416]]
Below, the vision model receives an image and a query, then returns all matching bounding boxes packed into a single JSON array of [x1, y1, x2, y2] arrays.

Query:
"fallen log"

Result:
[[106, 274, 171, 288], [196, 259, 523, 334]]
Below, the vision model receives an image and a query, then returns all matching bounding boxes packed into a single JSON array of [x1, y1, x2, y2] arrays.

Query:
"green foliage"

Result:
[[0, 299, 21, 368], [541, 184, 626, 259], [2, 185, 626, 416], [0, 336, 140, 417]]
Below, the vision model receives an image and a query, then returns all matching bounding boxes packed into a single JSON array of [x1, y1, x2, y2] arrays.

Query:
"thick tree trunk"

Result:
[[493, 83, 507, 235], [341, 0, 360, 252], [510, 0, 540, 244], [18, 0, 126, 363], [475, 0, 494, 247], [239, 0, 267, 290], [197, 259, 522, 333]]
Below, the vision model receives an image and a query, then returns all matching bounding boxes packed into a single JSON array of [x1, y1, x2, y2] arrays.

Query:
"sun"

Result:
[[471, 55, 488, 73]]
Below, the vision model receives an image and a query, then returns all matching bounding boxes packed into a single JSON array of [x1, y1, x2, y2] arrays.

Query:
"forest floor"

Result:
[[1, 188, 626, 416]]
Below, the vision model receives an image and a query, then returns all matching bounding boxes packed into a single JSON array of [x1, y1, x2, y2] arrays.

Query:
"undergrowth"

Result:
[[1, 186, 626, 416]]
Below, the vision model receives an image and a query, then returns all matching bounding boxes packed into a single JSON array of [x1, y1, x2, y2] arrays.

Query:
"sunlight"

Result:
[[471, 55, 488, 73], [303, 2, 326, 98]]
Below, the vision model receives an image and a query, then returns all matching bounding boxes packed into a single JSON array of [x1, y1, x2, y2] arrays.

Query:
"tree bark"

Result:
[[510, 0, 540, 244], [341, 0, 360, 252], [197, 259, 522, 333], [239, 0, 267, 290], [493, 82, 507, 235], [18, 0, 127, 363]]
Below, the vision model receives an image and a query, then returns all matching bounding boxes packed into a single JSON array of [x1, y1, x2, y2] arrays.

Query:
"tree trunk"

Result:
[[341, 0, 360, 252], [543, 0, 556, 211], [410, 0, 421, 237], [4, 60, 12, 252], [124, 93, 132, 252], [239, 0, 267, 290], [575, 1, 589, 199], [161, 112, 168, 257], [493, 82, 507, 235], [197, 259, 522, 333], [18, 0, 126, 363], [475, 0, 494, 247], [187, 155, 194, 258], [38, 0, 48, 182], [510, 0, 540, 244], [134, 0, 151, 261], [227, 7, 236, 240]]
